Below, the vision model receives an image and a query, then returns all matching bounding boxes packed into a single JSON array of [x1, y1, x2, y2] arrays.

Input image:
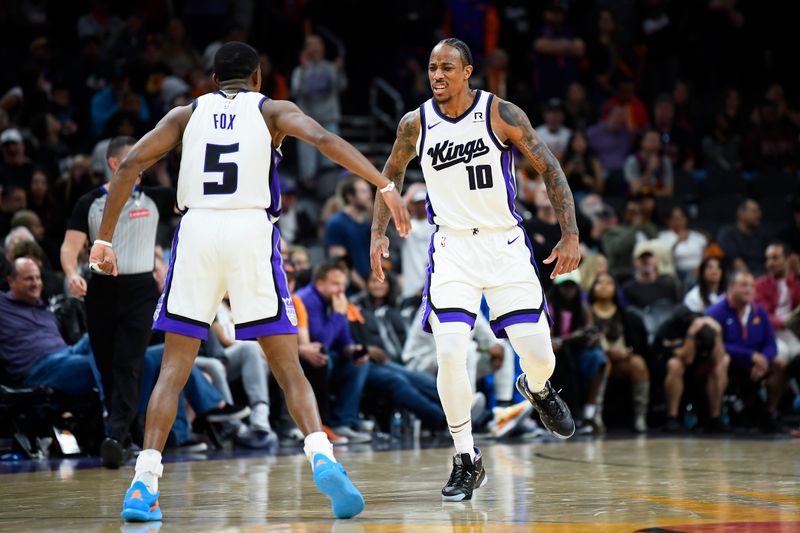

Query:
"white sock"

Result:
[[304, 431, 336, 468], [583, 403, 597, 421], [132, 449, 163, 494], [433, 330, 475, 460]]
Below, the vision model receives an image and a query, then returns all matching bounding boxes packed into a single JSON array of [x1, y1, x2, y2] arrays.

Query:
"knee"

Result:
[[666, 357, 685, 378], [630, 355, 649, 378], [206, 358, 227, 376], [435, 336, 470, 369], [515, 335, 556, 370], [716, 355, 730, 375], [771, 357, 788, 373]]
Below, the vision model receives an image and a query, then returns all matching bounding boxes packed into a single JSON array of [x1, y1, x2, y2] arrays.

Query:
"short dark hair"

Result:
[[214, 41, 259, 82], [767, 241, 791, 257], [437, 38, 473, 67], [313, 260, 346, 283], [1, 184, 25, 201], [106, 136, 137, 160], [338, 175, 361, 206]]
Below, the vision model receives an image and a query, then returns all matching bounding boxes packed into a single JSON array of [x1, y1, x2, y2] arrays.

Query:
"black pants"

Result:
[[86, 273, 159, 444], [300, 359, 330, 425]]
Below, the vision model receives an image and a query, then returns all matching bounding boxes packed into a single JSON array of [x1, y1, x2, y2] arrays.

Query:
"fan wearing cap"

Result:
[[621, 246, 681, 308], [0, 129, 34, 190], [535, 98, 572, 160]]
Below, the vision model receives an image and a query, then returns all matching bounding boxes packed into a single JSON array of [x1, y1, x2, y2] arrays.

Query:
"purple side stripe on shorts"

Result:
[[489, 312, 544, 339]]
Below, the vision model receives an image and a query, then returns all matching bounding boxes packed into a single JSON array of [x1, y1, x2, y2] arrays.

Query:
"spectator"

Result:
[[535, 98, 571, 160], [706, 271, 783, 432], [622, 249, 681, 308], [684, 256, 727, 313], [351, 271, 446, 429], [743, 101, 799, 172], [523, 188, 561, 288], [478, 49, 509, 100], [161, 18, 202, 79], [586, 104, 634, 178], [624, 130, 674, 197], [532, 0, 585, 101], [276, 179, 314, 244], [324, 176, 373, 288], [601, 197, 659, 278], [0, 128, 34, 190], [716, 198, 768, 276], [7, 239, 62, 300], [702, 111, 743, 173], [0, 183, 26, 235], [600, 78, 650, 133], [586, 9, 636, 101], [259, 53, 289, 101], [662, 315, 730, 433], [400, 185, 435, 301], [658, 205, 708, 281], [26, 168, 60, 239], [547, 272, 607, 434], [778, 198, 800, 255], [32, 113, 70, 180], [563, 82, 595, 130], [77, 0, 124, 42], [290, 34, 347, 187], [296, 261, 372, 443], [578, 252, 609, 295], [90, 68, 150, 138], [754, 243, 800, 407], [652, 94, 695, 171], [0, 258, 96, 394], [562, 130, 603, 198], [589, 272, 650, 432]]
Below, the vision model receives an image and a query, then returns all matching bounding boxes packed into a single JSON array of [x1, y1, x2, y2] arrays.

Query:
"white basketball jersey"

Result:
[[416, 90, 522, 230], [178, 90, 282, 218]]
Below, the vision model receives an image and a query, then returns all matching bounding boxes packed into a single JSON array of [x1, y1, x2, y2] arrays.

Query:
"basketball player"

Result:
[[89, 42, 410, 521], [370, 38, 580, 501]]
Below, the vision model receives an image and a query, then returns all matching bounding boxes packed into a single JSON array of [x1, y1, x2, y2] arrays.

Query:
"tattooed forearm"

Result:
[[498, 101, 579, 236], [372, 110, 419, 234]]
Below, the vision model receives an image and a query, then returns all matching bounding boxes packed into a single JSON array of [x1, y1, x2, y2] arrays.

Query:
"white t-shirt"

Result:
[[683, 285, 724, 313], [776, 279, 792, 323], [401, 218, 435, 298], [535, 124, 572, 157], [658, 230, 708, 273]]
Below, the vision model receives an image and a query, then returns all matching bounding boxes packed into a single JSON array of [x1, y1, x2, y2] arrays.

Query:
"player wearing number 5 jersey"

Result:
[[88, 42, 411, 522], [371, 39, 581, 502]]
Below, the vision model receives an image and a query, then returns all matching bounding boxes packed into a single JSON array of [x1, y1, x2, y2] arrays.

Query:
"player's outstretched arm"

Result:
[[493, 98, 581, 278], [89, 105, 191, 276], [264, 100, 410, 238], [370, 110, 420, 282]]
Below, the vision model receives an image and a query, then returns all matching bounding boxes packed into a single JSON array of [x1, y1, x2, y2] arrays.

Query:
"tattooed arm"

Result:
[[493, 98, 581, 278], [370, 109, 421, 282]]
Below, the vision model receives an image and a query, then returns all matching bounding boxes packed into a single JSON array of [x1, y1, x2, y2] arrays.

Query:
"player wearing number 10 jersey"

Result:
[[370, 38, 582, 502], [88, 42, 410, 522]]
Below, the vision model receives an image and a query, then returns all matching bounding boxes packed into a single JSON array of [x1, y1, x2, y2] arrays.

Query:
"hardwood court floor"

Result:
[[0, 437, 799, 532]]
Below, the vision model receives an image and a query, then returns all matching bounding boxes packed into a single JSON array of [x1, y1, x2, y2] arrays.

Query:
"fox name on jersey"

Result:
[[178, 90, 282, 218], [417, 90, 521, 231]]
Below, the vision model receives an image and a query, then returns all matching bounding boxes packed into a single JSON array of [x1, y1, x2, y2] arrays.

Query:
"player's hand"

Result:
[[381, 188, 411, 238], [543, 234, 581, 279], [67, 274, 87, 297], [370, 233, 391, 283], [88, 243, 118, 277]]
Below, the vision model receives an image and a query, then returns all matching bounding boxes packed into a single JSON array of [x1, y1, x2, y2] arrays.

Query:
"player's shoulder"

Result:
[[397, 108, 421, 138]]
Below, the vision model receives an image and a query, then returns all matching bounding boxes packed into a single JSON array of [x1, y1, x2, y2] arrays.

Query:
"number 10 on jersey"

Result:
[[466, 164, 493, 190]]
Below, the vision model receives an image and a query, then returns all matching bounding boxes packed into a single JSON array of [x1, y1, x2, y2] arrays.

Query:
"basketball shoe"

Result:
[[516, 375, 575, 439], [441, 448, 487, 501], [120, 481, 161, 522], [312, 454, 365, 518]]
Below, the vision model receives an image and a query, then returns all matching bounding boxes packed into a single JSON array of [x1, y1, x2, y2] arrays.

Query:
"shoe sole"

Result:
[[100, 440, 123, 469], [120, 508, 162, 522], [314, 468, 365, 519], [205, 406, 251, 423], [441, 470, 488, 502]]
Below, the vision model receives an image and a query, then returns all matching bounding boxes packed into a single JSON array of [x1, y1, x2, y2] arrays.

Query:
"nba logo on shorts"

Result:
[[440, 235, 447, 248], [284, 297, 298, 326], [153, 295, 164, 321]]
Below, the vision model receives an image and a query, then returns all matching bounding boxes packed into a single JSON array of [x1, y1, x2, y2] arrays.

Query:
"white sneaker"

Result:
[[331, 426, 372, 444], [489, 401, 534, 438]]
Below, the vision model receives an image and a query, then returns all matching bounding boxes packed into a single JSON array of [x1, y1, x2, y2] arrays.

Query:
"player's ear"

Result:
[[464, 65, 473, 80], [211, 73, 219, 87]]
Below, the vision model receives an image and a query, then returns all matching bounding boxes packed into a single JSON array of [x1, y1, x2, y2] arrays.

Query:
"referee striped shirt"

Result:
[[68, 185, 175, 275]]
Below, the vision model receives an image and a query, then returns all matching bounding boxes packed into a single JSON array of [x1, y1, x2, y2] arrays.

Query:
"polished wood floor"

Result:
[[1, 437, 799, 532]]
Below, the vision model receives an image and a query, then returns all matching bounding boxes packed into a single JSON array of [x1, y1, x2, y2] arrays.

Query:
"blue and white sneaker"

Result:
[[312, 454, 365, 519], [120, 481, 162, 522]]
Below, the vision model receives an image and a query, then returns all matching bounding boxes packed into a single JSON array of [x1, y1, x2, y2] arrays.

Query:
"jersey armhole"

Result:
[[416, 104, 426, 157], [485, 94, 511, 151], [258, 95, 283, 151], [191, 99, 198, 112]]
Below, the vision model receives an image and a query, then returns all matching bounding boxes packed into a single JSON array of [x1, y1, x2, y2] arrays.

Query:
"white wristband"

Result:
[[94, 239, 113, 248], [379, 182, 396, 194]]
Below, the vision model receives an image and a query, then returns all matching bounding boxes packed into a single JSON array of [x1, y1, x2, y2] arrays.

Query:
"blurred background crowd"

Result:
[[2, 0, 800, 460]]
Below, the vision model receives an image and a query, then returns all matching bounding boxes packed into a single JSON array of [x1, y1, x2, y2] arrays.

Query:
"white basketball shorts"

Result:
[[153, 208, 298, 340]]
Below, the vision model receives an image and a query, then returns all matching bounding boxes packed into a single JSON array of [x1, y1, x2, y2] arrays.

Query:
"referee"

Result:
[[60, 136, 176, 468]]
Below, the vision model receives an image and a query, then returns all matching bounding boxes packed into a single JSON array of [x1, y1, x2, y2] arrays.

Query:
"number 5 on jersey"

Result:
[[204, 143, 239, 195]]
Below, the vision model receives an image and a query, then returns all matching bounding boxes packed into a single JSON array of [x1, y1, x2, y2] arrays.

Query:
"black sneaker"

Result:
[[516, 376, 575, 439], [100, 437, 126, 469], [441, 448, 487, 502], [203, 403, 251, 423], [704, 417, 729, 434], [663, 417, 682, 433]]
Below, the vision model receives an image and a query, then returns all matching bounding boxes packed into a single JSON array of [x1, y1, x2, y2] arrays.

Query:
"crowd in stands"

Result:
[[2, 0, 800, 458]]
